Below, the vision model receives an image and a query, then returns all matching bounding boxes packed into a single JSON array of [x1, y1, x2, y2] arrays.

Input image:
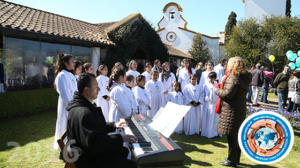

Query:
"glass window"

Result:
[[71, 45, 91, 63]]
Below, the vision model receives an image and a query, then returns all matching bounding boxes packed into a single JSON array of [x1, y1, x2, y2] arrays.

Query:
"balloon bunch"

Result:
[[287, 50, 300, 70]]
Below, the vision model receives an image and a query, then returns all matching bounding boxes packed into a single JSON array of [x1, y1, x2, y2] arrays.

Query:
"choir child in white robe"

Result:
[[183, 74, 203, 136], [133, 75, 150, 116], [178, 58, 195, 91], [142, 62, 152, 82], [159, 62, 176, 106], [199, 61, 215, 88], [53, 53, 77, 150], [145, 70, 163, 118], [214, 59, 226, 83], [108, 69, 132, 122], [83, 62, 94, 74], [124, 75, 138, 116], [95, 64, 110, 122], [167, 82, 185, 134], [126, 60, 140, 82], [201, 72, 219, 138], [73, 60, 82, 80]]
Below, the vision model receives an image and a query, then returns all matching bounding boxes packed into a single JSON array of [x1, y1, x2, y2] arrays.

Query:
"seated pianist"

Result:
[[66, 73, 137, 168]]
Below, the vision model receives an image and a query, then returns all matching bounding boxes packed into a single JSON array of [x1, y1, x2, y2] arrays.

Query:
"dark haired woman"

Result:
[[83, 62, 93, 74], [53, 53, 77, 150], [74, 60, 82, 80]]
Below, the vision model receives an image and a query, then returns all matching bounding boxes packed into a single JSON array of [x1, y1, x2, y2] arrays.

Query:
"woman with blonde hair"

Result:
[[215, 56, 251, 167]]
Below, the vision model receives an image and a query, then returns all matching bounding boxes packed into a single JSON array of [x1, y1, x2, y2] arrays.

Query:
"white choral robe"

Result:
[[183, 83, 202, 135], [214, 64, 225, 83], [133, 86, 150, 116], [201, 81, 219, 138], [53, 69, 77, 150], [145, 80, 163, 118], [178, 68, 195, 91], [159, 72, 176, 106], [199, 70, 215, 89], [167, 91, 185, 134], [109, 84, 132, 122], [95, 75, 110, 122], [124, 86, 138, 116], [126, 70, 140, 79], [142, 71, 151, 83]]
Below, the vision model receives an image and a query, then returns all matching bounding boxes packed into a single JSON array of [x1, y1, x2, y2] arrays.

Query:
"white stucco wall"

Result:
[[245, 0, 286, 21]]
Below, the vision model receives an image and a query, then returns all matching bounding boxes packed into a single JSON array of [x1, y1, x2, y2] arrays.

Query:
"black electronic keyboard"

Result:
[[123, 113, 185, 168]]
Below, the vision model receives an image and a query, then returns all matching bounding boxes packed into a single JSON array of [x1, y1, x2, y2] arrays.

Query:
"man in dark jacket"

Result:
[[250, 63, 265, 106], [273, 65, 290, 110], [66, 73, 137, 168]]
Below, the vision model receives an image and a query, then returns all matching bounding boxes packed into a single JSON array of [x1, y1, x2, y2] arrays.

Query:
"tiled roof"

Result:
[[166, 45, 193, 59], [0, 0, 115, 45]]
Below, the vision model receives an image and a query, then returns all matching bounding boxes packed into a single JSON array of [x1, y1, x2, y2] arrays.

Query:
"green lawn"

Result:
[[0, 111, 299, 168]]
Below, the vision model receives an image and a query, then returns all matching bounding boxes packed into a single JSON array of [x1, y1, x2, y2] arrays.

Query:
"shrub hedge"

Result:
[[0, 88, 58, 119]]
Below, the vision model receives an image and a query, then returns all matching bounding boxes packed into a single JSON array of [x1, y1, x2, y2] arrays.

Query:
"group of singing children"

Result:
[[95, 59, 220, 139]]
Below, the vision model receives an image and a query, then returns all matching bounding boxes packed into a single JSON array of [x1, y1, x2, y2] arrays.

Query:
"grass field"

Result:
[[0, 111, 299, 168]]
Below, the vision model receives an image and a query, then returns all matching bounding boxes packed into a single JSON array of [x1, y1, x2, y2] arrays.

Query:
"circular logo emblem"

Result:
[[238, 111, 294, 164]]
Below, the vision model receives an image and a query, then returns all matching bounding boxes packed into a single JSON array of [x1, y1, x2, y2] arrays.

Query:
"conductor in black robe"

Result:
[[66, 73, 137, 168]]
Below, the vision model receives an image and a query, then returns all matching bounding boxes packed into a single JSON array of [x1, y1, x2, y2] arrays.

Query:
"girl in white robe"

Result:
[[145, 70, 163, 119], [95, 65, 110, 122], [199, 61, 215, 88], [133, 75, 150, 116], [124, 75, 138, 116], [142, 62, 152, 82], [167, 82, 185, 134], [53, 53, 77, 150], [178, 59, 195, 91], [126, 60, 140, 82], [74, 60, 82, 80], [159, 62, 176, 106], [108, 69, 132, 122], [201, 72, 219, 138], [183, 74, 203, 136]]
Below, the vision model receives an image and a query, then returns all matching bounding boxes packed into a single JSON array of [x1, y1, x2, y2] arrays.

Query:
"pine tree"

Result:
[[188, 34, 211, 63], [286, 0, 291, 17], [225, 11, 237, 42]]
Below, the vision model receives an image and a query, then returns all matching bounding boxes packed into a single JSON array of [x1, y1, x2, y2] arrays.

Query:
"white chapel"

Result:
[[157, 2, 225, 65]]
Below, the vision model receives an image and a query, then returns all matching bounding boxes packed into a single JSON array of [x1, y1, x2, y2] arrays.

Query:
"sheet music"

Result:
[[149, 102, 191, 138]]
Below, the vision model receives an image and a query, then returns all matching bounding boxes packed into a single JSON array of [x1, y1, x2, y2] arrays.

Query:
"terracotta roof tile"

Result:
[[0, 0, 115, 45]]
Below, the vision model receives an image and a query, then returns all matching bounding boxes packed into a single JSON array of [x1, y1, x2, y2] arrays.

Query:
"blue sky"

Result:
[[6, 0, 300, 36]]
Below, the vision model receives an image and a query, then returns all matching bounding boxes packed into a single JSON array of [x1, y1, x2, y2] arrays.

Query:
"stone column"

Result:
[[91, 47, 101, 74]]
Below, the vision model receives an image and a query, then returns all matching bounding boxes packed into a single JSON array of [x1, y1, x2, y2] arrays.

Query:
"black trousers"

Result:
[[227, 130, 241, 164]]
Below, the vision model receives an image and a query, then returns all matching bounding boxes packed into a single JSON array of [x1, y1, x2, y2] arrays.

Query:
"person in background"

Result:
[[250, 63, 265, 106], [124, 75, 138, 116], [201, 71, 219, 138], [66, 73, 137, 168], [176, 60, 184, 79], [108, 69, 132, 122], [112, 62, 125, 72], [133, 75, 150, 116], [273, 65, 290, 110], [178, 59, 195, 91], [159, 62, 176, 106], [167, 82, 185, 134], [152, 59, 162, 73], [215, 57, 251, 167], [287, 71, 300, 112], [126, 60, 140, 80], [74, 60, 82, 80], [142, 62, 152, 82], [183, 74, 202, 135], [53, 53, 77, 150], [214, 59, 226, 83], [260, 67, 273, 103], [95, 64, 110, 122], [145, 70, 163, 118], [246, 65, 255, 103], [170, 60, 178, 75], [83, 62, 94, 74], [194, 62, 203, 84], [199, 61, 214, 88]]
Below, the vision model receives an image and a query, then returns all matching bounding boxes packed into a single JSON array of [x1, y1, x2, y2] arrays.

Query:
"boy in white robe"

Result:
[[159, 62, 176, 106], [183, 74, 203, 136], [142, 62, 152, 82], [95, 65, 110, 122], [145, 70, 163, 119], [201, 72, 219, 138], [124, 75, 138, 116], [133, 75, 150, 116], [167, 82, 185, 134]]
